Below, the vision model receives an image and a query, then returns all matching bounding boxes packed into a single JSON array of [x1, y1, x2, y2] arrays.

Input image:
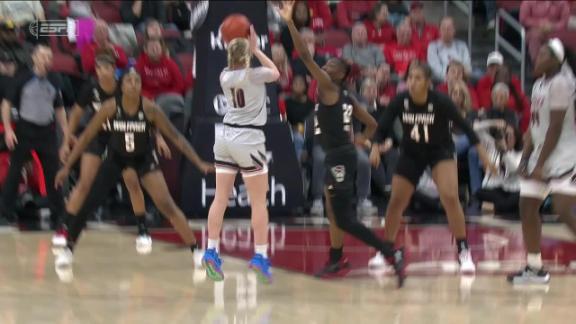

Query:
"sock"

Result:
[[255, 244, 268, 258], [136, 214, 148, 235], [66, 211, 86, 249], [527, 253, 543, 269], [208, 239, 220, 252], [379, 240, 395, 258], [329, 247, 343, 263], [456, 238, 469, 254]]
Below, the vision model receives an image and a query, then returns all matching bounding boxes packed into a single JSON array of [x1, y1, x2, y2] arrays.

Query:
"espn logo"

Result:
[[29, 20, 75, 38]]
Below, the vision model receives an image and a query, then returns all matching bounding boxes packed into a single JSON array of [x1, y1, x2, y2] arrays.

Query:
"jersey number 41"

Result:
[[410, 124, 429, 143]]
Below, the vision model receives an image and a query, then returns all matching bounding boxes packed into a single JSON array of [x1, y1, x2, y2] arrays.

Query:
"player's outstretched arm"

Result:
[[249, 26, 279, 82], [143, 99, 214, 174], [55, 98, 116, 188], [276, 0, 335, 92]]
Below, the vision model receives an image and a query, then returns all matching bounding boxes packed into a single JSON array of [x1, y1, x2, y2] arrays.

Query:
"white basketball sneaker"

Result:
[[368, 252, 386, 268], [136, 235, 153, 255], [55, 247, 74, 268], [458, 249, 476, 274]]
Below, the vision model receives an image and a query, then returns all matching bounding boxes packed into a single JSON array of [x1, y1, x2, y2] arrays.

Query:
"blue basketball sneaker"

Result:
[[202, 248, 224, 281], [249, 254, 272, 284]]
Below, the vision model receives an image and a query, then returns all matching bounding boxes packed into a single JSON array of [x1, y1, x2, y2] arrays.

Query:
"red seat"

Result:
[[91, 0, 122, 23], [556, 30, 576, 52]]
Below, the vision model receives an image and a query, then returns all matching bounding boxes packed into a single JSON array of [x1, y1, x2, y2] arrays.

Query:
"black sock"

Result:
[[329, 247, 343, 263], [379, 240, 396, 258], [456, 238, 469, 254], [136, 214, 149, 235], [190, 243, 199, 253]]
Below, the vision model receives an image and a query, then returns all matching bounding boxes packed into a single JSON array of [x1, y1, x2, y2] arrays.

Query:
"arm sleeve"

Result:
[[75, 81, 93, 108], [549, 76, 572, 111], [442, 94, 480, 145], [249, 67, 279, 84], [53, 90, 64, 108], [374, 95, 402, 142]]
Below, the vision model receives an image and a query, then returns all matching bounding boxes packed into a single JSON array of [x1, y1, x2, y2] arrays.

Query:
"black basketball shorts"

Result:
[[395, 148, 455, 187]]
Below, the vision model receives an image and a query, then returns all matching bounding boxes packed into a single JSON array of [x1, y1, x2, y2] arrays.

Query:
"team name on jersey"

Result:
[[112, 120, 147, 132], [402, 112, 435, 125]]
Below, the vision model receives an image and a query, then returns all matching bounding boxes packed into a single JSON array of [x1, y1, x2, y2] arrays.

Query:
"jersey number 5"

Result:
[[410, 124, 429, 143], [230, 88, 245, 108], [125, 133, 135, 152]]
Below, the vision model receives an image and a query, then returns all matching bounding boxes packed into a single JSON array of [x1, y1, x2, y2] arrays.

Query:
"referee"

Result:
[[1, 44, 69, 230]]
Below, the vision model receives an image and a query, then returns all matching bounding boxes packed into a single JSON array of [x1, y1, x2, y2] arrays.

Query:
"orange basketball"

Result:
[[220, 14, 251, 44]]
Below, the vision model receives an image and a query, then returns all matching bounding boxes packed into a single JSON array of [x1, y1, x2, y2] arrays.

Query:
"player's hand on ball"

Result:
[[275, 0, 295, 22], [55, 168, 70, 189]]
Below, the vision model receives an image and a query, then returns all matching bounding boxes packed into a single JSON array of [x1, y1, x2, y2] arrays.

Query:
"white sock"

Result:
[[208, 239, 220, 253], [527, 253, 542, 269], [255, 244, 268, 258]]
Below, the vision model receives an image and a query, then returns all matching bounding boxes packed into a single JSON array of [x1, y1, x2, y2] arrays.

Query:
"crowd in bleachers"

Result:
[[1, 0, 575, 221]]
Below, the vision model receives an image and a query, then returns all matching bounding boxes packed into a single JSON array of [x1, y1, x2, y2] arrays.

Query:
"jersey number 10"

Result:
[[230, 88, 245, 108], [410, 124, 429, 143]]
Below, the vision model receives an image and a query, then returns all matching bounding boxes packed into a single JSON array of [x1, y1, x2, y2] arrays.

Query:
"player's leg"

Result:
[[315, 186, 350, 278], [325, 147, 405, 286], [242, 169, 272, 282], [57, 156, 122, 268], [552, 194, 576, 235], [507, 179, 549, 284], [431, 159, 474, 273], [65, 154, 102, 214], [121, 168, 151, 254], [139, 170, 198, 247]]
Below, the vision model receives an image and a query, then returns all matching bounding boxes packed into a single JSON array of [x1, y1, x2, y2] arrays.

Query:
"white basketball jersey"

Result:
[[220, 67, 276, 126], [529, 67, 576, 177]]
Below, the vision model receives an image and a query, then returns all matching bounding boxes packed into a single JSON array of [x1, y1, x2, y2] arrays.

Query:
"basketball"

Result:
[[220, 14, 251, 44]]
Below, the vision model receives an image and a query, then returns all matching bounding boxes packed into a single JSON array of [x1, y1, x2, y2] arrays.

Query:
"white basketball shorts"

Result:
[[519, 169, 576, 199], [213, 124, 268, 178]]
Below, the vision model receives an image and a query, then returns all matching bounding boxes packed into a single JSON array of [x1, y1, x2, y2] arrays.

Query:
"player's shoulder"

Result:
[[389, 91, 409, 106], [429, 90, 452, 104]]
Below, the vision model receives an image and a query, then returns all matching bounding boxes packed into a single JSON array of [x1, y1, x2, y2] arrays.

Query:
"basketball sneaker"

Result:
[[458, 249, 476, 274], [386, 248, 406, 288], [368, 252, 385, 268], [52, 228, 68, 247], [507, 266, 550, 285], [202, 248, 224, 281], [55, 247, 73, 268], [315, 257, 351, 278], [136, 234, 152, 255], [249, 254, 272, 284]]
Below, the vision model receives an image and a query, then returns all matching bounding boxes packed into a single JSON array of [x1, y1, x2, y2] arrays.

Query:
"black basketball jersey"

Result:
[[377, 90, 479, 155], [109, 96, 153, 157], [314, 90, 354, 150], [76, 79, 120, 131]]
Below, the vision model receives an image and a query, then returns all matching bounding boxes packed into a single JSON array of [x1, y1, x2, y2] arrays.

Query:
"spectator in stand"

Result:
[[488, 65, 530, 132], [484, 83, 519, 128], [271, 43, 293, 99], [135, 38, 184, 116], [81, 19, 129, 75], [385, 21, 425, 78], [336, 0, 378, 29], [476, 124, 522, 216], [427, 16, 471, 82], [291, 28, 326, 77], [0, 22, 30, 68], [279, 1, 310, 58], [520, 1, 570, 64], [375, 62, 397, 107], [477, 51, 504, 107], [408, 1, 439, 52], [0, 0, 46, 44], [449, 81, 478, 156], [121, 0, 166, 30], [385, 0, 409, 27], [436, 60, 479, 109], [306, 0, 333, 32], [342, 23, 385, 75], [364, 3, 396, 49], [285, 75, 314, 163]]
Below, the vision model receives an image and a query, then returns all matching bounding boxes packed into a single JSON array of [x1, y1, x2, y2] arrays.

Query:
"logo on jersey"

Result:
[[330, 165, 346, 183]]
